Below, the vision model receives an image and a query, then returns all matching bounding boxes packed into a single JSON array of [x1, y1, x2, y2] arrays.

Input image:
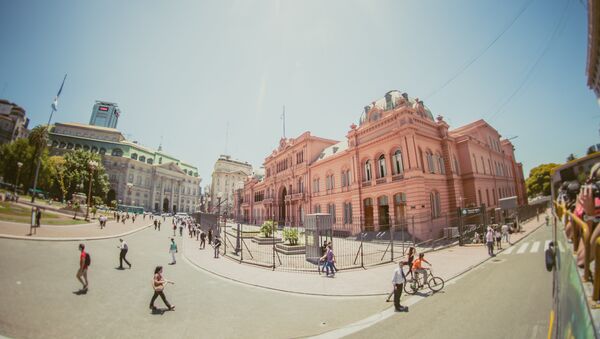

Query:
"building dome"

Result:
[[359, 90, 434, 125]]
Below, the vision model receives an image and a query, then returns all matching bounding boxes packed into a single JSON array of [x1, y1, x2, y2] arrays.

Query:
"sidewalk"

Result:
[[183, 213, 548, 297], [0, 217, 153, 241]]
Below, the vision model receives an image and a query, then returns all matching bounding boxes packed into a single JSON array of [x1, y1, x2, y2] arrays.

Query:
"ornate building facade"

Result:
[[209, 155, 253, 214], [0, 99, 29, 144], [48, 122, 201, 213], [236, 90, 527, 240]]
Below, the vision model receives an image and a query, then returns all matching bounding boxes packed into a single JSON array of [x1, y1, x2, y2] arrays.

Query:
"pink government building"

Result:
[[236, 90, 527, 240]]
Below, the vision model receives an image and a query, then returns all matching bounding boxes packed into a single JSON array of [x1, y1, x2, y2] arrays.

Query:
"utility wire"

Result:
[[424, 0, 535, 100], [487, 0, 572, 122]]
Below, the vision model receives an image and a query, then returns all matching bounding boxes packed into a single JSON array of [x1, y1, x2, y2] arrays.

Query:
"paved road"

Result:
[[346, 225, 553, 339], [0, 221, 386, 339]]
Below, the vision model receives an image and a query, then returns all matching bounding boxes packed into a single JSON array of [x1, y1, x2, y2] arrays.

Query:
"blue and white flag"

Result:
[[51, 74, 67, 111]]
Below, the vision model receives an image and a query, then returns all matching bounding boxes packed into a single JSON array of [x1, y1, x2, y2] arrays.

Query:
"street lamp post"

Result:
[[14, 162, 23, 196], [217, 192, 222, 235], [85, 160, 98, 221]]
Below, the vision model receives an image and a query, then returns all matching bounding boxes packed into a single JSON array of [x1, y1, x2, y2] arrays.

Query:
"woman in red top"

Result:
[[150, 266, 175, 311], [76, 243, 88, 291]]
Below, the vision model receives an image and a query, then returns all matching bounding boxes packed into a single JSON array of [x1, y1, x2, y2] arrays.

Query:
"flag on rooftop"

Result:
[[51, 74, 67, 111]]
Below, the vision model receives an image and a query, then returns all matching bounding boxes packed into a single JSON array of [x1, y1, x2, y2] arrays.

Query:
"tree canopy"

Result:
[[526, 163, 559, 198]]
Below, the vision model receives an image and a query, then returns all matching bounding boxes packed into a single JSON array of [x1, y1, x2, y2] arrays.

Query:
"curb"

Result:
[[182, 220, 546, 298], [0, 224, 153, 241]]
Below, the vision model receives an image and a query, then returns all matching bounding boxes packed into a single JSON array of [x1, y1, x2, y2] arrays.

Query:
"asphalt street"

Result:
[[346, 225, 553, 339], [0, 222, 386, 339]]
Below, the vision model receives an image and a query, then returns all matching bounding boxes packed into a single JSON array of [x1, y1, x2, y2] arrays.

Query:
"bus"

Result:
[[549, 152, 600, 338], [116, 204, 144, 214]]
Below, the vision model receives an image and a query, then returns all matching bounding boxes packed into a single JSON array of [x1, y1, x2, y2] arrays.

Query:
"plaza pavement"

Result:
[[0, 210, 154, 240], [182, 212, 549, 297]]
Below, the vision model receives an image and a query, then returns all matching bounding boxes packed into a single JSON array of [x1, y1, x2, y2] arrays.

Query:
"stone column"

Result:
[[170, 179, 175, 213], [159, 176, 164, 212], [177, 180, 182, 212], [149, 171, 156, 211]]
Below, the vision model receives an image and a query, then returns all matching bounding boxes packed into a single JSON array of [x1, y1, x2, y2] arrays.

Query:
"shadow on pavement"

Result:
[[72, 289, 87, 295]]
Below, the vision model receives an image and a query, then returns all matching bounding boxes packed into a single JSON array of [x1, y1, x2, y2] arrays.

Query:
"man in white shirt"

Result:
[[486, 229, 495, 256], [118, 238, 131, 269], [391, 261, 407, 311], [501, 224, 510, 244]]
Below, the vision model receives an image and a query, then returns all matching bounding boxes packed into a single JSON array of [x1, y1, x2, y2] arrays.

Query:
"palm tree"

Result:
[[27, 125, 49, 192]]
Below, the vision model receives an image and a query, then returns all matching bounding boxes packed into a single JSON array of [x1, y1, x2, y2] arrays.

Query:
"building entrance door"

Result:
[[279, 187, 287, 226], [364, 198, 374, 231], [163, 198, 169, 213]]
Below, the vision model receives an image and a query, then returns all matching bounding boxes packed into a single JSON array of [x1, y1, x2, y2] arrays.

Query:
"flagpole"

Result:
[[31, 74, 67, 203]]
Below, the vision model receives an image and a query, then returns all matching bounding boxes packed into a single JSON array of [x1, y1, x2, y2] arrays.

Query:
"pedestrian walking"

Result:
[[76, 243, 90, 291], [208, 228, 213, 245], [200, 230, 206, 249], [501, 223, 510, 245], [158, 220, 161, 231], [318, 240, 328, 274], [29, 207, 41, 235], [172, 223, 177, 237], [154, 219, 158, 230], [169, 238, 178, 264], [117, 214, 120, 223], [149, 266, 175, 311], [179, 223, 183, 237], [495, 227, 502, 250], [320, 243, 335, 277], [486, 228, 495, 256], [213, 236, 222, 258], [117, 238, 131, 269], [392, 261, 407, 312], [328, 241, 339, 273]]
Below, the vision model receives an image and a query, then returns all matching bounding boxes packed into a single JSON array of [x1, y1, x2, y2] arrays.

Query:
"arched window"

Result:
[[131, 153, 138, 160], [67, 143, 74, 150], [91, 146, 98, 153], [147, 158, 153, 164], [83, 145, 90, 151], [51, 140, 59, 147], [393, 150, 403, 175], [378, 155, 386, 178], [74, 144, 82, 150], [139, 155, 146, 162], [453, 156, 460, 175], [364, 160, 372, 181], [426, 152, 434, 173], [99, 148, 106, 155], [59, 141, 66, 148], [111, 148, 123, 157], [430, 191, 441, 218], [438, 154, 445, 174]]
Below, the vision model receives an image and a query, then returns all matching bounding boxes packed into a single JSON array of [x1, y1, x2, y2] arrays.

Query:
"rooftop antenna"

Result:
[[225, 121, 229, 155], [281, 105, 286, 138]]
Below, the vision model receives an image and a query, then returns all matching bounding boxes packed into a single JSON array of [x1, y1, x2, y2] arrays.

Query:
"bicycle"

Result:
[[403, 268, 445, 294]]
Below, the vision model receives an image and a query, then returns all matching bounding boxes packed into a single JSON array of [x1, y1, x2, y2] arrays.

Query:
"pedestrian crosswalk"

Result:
[[497, 240, 550, 256]]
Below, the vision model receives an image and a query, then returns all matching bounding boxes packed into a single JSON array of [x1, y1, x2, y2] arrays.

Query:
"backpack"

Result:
[[85, 252, 91, 267]]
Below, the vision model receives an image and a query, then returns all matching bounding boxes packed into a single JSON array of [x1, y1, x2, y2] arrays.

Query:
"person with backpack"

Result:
[[76, 243, 90, 291], [213, 236, 222, 258]]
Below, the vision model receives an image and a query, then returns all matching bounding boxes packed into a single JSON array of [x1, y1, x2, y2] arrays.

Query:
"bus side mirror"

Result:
[[545, 242, 555, 272]]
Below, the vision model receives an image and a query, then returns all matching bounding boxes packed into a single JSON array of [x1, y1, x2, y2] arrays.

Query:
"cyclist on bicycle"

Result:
[[412, 253, 431, 285]]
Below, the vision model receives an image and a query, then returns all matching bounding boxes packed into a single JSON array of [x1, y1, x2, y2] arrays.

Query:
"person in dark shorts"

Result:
[[149, 266, 175, 311], [76, 243, 89, 291]]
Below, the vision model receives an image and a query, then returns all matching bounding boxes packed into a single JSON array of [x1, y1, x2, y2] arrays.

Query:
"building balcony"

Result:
[[263, 198, 273, 204], [284, 195, 292, 202], [362, 181, 372, 188], [241, 202, 249, 208], [392, 174, 404, 182], [376, 178, 387, 185], [292, 192, 304, 201]]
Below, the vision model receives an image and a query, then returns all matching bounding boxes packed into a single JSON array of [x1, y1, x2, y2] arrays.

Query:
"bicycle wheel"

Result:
[[404, 280, 419, 295], [428, 276, 445, 293]]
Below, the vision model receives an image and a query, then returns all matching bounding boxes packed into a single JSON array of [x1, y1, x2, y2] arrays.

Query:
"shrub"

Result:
[[283, 228, 299, 245], [260, 220, 276, 238]]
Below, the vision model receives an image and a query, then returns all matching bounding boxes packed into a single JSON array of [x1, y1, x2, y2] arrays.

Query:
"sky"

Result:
[[0, 0, 598, 187]]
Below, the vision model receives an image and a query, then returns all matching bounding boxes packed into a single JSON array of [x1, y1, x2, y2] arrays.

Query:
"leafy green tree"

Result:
[[526, 163, 559, 198], [61, 150, 110, 201], [47, 156, 67, 201], [588, 146, 597, 155], [26, 125, 50, 191], [567, 153, 577, 162], [0, 139, 34, 190]]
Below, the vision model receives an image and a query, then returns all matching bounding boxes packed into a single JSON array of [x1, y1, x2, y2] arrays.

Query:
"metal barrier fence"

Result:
[[209, 213, 460, 273]]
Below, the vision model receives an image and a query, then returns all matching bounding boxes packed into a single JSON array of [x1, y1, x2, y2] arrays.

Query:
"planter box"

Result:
[[275, 243, 306, 255], [251, 236, 283, 245]]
